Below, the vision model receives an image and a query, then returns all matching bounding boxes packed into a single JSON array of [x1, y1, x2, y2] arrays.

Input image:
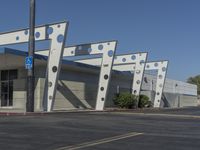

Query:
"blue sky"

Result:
[[0, 0, 199, 81]]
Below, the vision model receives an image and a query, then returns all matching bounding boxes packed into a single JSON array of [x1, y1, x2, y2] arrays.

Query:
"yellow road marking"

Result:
[[55, 132, 143, 150]]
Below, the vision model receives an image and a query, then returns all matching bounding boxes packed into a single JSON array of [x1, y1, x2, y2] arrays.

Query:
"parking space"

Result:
[[0, 107, 200, 150]]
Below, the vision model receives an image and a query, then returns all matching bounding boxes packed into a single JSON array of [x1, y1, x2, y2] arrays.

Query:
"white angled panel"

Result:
[[145, 61, 168, 107], [45, 22, 68, 112], [37, 41, 117, 57], [76, 53, 147, 97], [68, 41, 118, 110], [131, 53, 147, 96], [0, 26, 46, 45], [113, 53, 147, 96], [64, 42, 117, 56], [114, 60, 168, 107], [37, 41, 118, 111], [0, 21, 69, 112], [95, 41, 117, 110], [113, 53, 145, 65]]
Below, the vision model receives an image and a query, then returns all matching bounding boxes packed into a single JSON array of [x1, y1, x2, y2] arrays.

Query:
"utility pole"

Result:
[[26, 0, 35, 112]]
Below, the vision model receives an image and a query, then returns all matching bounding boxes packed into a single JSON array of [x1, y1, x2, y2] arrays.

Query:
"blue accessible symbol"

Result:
[[25, 56, 33, 70]]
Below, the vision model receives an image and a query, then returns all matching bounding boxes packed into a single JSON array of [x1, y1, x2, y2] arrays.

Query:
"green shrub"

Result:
[[113, 92, 138, 109], [138, 94, 152, 108]]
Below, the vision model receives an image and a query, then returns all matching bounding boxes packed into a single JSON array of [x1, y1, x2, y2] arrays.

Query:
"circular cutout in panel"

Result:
[[162, 67, 166, 72], [107, 42, 110, 45], [146, 65, 150, 68], [98, 44, 104, 50], [47, 27, 53, 35], [157, 100, 160, 102], [104, 74, 109, 80], [133, 90, 137, 94], [122, 58, 126, 62], [57, 34, 64, 43], [35, 32, 40, 38], [136, 80, 141, 84], [24, 30, 28, 35], [57, 24, 61, 28], [154, 62, 158, 67], [52, 66, 58, 73], [101, 98, 105, 101], [100, 87, 104, 91], [158, 74, 163, 79], [71, 51, 74, 54], [136, 70, 141, 74], [16, 36, 19, 41], [108, 50, 114, 57], [49, 96, 53, 100], [48, 82, 52, 87], [131, 55, 136, 60], [157, 92, 160, 95], [88, 47, 92, 53]]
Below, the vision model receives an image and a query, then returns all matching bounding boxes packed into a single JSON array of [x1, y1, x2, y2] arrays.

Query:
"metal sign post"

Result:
[[26, 0, 35, 112]]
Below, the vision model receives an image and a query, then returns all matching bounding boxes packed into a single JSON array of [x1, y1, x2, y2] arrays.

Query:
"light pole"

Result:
[[26, 0, 35, 112]]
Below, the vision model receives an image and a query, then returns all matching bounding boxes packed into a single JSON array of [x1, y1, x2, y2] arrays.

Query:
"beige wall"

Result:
[[2, 64, 132, 112], [39, 70, 132, 111]]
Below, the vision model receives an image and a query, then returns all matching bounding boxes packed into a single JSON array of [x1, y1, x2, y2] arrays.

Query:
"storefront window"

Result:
[[1, 70, 18, 107]]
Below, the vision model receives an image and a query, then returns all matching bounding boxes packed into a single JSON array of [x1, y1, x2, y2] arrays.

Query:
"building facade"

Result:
[[0, 48, 198, 112]]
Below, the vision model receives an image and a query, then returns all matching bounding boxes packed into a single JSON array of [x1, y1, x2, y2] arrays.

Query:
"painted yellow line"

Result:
[[55, 132, 143, 150], [109, 112, 200, 119]]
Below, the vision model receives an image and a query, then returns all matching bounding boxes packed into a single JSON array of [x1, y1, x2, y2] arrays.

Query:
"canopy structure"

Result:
[[74, 56, 168, 107], [0, 20, 169, 111], [37, 41, 118, 110], [74, 52, 147, 109], [37, 42, 168, 109]]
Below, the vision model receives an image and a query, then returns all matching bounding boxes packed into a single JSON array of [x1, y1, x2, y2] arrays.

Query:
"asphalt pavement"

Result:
[[0, 107, 200, 150]]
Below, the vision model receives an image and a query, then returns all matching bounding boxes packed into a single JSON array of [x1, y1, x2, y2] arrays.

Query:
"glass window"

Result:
[[1, 69, 18, 107], [1, 70, 8, 81]]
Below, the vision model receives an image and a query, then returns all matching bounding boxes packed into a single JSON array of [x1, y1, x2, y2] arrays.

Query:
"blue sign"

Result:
[[25, 56, 33, 70]]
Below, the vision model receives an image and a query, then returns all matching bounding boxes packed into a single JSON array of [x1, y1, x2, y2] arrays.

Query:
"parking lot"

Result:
[[0, 107, 200, 150]]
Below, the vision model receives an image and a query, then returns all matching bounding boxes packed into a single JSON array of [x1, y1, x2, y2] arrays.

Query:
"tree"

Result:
[[187, 75, 200, 95]]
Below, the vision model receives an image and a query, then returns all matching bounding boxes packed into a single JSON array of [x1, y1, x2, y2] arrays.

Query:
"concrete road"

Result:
[[0, 107, 200, 150]]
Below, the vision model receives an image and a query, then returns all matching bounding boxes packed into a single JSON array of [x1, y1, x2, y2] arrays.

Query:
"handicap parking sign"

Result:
[[25, 56, 33, 70]]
